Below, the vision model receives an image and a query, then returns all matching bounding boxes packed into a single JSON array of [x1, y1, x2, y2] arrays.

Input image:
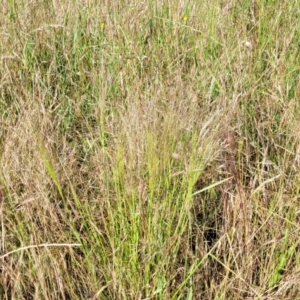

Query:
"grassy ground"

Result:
[[1, 0, 300, 299]]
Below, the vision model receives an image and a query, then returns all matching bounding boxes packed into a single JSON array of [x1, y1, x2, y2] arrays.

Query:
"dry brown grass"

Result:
[[1, 0, 300, 299]]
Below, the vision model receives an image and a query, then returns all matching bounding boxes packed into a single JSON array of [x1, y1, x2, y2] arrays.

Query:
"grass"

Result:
[[0, 0, 300, 299]]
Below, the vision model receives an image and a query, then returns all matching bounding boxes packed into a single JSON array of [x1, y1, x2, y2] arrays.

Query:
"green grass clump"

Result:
[[1, 0, 300, 299]]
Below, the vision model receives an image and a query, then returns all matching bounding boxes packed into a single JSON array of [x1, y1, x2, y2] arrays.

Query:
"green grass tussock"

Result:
[[1, 0, 300, 299]]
